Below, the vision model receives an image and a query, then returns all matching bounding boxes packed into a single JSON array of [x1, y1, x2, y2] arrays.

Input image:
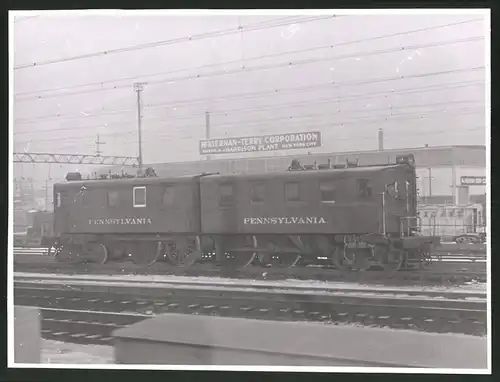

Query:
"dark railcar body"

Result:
[[53, 175, 202, 236], [200, 164, 417, 236]]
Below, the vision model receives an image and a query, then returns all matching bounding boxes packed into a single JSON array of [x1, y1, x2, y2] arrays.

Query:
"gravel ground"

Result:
[[41, 339, 114, 364]]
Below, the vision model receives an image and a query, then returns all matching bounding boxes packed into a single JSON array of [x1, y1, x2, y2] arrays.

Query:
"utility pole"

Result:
[[43, 179, 49, 211], [205, 111, 211, 161], [428, 168, 432, 197], [95, 133, 106, 157], [133, 82, 147, 175]]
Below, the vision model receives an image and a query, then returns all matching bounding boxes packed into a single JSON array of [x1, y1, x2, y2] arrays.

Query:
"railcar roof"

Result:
[[53, 174, 201, 188], [202, 164, 406, 181]]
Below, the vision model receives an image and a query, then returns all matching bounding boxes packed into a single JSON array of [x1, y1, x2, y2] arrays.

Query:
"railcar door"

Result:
[[54, 189, 72, 234]]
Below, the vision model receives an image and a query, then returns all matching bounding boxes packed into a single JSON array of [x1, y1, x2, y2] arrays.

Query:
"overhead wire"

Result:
[[14, 15, 336, 70], [14, 97, 484, 138], [14, 17, 483, 97], [14, 66, 486, 134], [15, 36, 485, 102], [14, 106, 484, 146], [15, 79, 484, 126]]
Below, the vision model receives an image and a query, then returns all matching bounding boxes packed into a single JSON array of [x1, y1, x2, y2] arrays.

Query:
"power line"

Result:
[[14, 66, 486, 130], [15, 36, 484, 102], [15, 79, 484, 126], [14, 106, 484, 146], [14, 17, 483, 97], [14, 98, 484, 140], [14, 15, 336, 70]]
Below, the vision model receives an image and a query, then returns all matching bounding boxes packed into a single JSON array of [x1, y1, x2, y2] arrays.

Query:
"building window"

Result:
[[285, 182, 301, 202], [162, 186, 175, 206], [133, 187, 146, 207], [250, 182, 265, 203], [219, 184, 234, 206], [357, 179, 372, 198], [319, 180, 336, 202], [107, 191, 119, 207]]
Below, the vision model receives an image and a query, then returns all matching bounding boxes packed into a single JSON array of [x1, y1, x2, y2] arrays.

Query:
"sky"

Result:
[[12, 11, 488, 187]]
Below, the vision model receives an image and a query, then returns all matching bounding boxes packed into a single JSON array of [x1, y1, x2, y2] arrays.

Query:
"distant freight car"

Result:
[[47, 155, 440, 272]]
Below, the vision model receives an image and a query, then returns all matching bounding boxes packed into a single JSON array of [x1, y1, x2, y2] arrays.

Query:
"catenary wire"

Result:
[[14, 107, 484, 146], [14, 15, 336, 70], [15, 36, 484, 102], [14, 17, 483, 97], [14, 97, 484, 138], [15, 79, 484, 126]]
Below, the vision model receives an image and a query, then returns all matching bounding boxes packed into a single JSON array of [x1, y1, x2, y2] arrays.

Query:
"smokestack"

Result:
[[378, 128, 384, 151]]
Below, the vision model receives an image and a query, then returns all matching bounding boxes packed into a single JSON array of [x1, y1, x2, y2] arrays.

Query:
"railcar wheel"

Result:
[[108, 242, 128, 261], [217, 235, 257, 268], [257, 253, 301, 268], [373, 245, 406, 272], [331, 246, 350, 271], [351, 246, 374, 271], [165, 236, 201, 267], [85, 242, 108, 265], [131, 242, 161, 266]]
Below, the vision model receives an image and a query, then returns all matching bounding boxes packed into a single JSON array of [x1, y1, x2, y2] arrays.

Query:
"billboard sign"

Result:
[[460, 176, 486, 186], [199, 132, 322, 155]]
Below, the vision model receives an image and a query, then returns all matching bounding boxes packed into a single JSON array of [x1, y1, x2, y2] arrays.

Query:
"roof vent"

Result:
[[66, 172, 82, 181]]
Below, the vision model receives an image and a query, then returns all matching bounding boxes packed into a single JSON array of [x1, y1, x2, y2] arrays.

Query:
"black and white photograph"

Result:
[[8, 9, 490, 372]]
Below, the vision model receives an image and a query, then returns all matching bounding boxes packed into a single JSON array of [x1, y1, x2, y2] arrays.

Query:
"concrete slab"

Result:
[[113, 313, 487, 368], [14, 305, 41, 363]]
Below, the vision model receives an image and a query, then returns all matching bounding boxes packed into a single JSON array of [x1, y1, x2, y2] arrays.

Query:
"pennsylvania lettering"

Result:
[[89, 217, 152, 225], [243, 217, 327, 225]]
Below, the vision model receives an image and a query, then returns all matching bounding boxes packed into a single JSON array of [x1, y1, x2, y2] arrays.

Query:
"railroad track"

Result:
[[14, 250, 487, 286], [14, 247, 488, 262], [14, 276, 487, 346]]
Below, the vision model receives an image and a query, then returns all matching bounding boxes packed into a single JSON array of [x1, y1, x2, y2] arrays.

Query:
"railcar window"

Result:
[[133, 187, 147, 208], [285, 182, 301, 202], [219, 184, 234, 206], [55, 193, 61, 208], [107, 191, 119, 207], [250, 183, 265, 203], [163, 186, 175, 206], [357, 179, 372, 198], [319, 180, 336, 202]]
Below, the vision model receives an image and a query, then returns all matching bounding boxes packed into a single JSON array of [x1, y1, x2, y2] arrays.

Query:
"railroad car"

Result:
[[46, 154, 440, 271], [51, 173, 208, 265], [200, 154, 439, 270], [14, 210, 54, 248]]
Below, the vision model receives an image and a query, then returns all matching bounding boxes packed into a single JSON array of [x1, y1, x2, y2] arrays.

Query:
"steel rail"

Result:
[[13, 253, 487, 286], [14, 278, 487, 344], [14, 273, 486, 300]]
